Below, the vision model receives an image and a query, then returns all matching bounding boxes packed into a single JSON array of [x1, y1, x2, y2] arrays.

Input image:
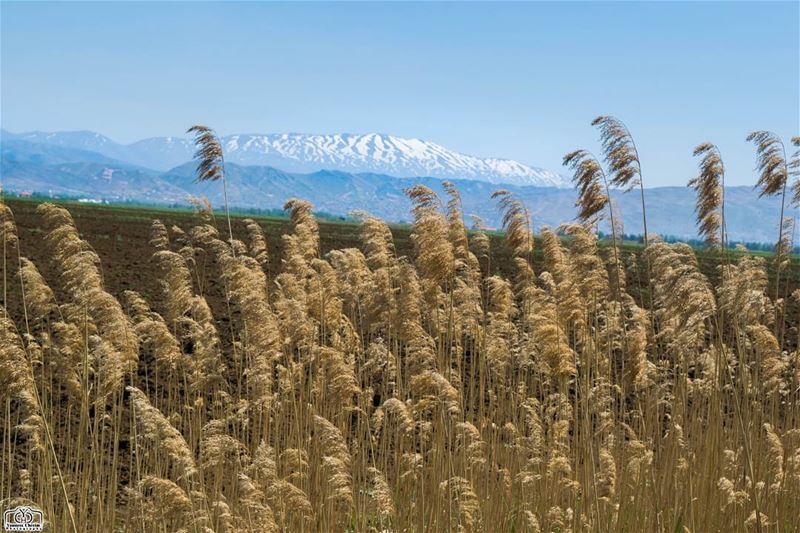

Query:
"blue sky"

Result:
[[1, 1, 798, 186]]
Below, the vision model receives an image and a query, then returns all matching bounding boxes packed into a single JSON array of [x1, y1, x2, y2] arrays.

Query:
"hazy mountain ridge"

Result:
[[1, 139, 188, 201], [167, 163, 783, 243], [0, 137, 786, 243], [1, 129, 567, 187]]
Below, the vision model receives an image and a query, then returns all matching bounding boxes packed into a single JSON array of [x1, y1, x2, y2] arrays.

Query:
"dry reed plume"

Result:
[[0, 122, 799, 533], [689, 142, 726, 248]]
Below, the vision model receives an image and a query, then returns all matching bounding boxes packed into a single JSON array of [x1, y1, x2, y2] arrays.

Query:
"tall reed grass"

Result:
[[0, 130, 799, 532]]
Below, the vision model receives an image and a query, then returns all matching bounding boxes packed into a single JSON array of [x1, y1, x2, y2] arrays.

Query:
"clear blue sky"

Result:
[[1, 1, 798, 186]]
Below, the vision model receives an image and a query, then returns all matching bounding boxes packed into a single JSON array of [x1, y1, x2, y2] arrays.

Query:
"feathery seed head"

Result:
[[187, 125, 225, 183]]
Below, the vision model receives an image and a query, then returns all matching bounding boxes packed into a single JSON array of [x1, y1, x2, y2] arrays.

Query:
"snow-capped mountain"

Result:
[[1, 129, 568, 187], [1, 131, 788, 242], [218, 133, 567, 187]]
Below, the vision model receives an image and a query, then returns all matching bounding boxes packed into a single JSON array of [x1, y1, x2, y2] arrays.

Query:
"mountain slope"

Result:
[[0, 155, 187, 202], [0, 136, 786, 243], [216, 133, 565, 187], [2, 139, 143, 167], [2, 129, 567, 186], [2, 130, 136, 161], [161, 162, 782, 243]]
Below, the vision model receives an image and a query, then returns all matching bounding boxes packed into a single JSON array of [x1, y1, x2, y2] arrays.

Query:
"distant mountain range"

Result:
[[0, 129, 788, 243], [1, 129, 566, 187]]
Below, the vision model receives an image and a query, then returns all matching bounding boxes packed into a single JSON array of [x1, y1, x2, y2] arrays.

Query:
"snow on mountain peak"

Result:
[[2, 129, 569, 187], [215, 132, 569, 187]]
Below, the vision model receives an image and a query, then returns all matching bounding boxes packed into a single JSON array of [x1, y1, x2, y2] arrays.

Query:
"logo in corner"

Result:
[[3, 506, 44, 532]]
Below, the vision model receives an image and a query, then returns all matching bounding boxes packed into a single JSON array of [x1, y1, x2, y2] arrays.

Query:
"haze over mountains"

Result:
[[0, 129, 788, 243], [1, 129, 566, 187]]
